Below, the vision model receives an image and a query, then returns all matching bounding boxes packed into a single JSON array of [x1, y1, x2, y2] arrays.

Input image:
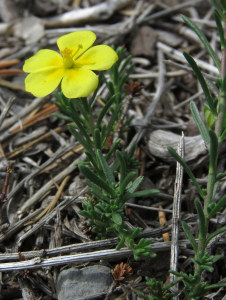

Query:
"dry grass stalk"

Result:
[[25, 175, 71, 226], [6, 124, 68, 159]]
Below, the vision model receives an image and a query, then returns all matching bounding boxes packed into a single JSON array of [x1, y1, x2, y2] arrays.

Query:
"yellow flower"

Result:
[[23, 31, 118, 98]]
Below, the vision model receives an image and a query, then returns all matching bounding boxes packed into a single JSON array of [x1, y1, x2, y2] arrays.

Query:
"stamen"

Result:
[[60, 47, 73, 60], [60, 44, 84, 69], [71, 44, 83, 59]]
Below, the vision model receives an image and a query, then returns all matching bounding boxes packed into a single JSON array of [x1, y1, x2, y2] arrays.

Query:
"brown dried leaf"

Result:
[[111, 262, 133, 281]]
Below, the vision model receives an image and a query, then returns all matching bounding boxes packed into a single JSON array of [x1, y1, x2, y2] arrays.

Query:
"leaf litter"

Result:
[[0, 0, 225, 299]]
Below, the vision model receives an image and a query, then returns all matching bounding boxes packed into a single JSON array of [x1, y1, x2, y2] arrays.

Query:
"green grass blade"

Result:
[[182, 221, 198, 255], [190, 101, 210, 143], [206, 225, 226, 245], [94, 128, 102, 150], [182, 15, 221, 70], [67, 110, 93, 145], [195, 198, 206, 240], [209, 129, 218, 174], [102, 103, 122, 146], [96, 96, 115, 129], [211, 0, 226, 21], [122, 189, 159, 201], [208, 195, 226, 219], [126, 176, 143, 193], [68, 125, 95, 157], [213, 11, 225, 49], [183, 52, 217, 116], [116, 150, 126, 185], [79, 165, 116, 196], [119, 171, 137, 194], [97, 149, 115, 187]]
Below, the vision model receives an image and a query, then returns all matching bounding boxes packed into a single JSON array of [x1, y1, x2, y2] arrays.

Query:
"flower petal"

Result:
[[75, 45, 118, 70], [25, 66, 65, 97], [61, 68, 98, 98], [57, 31, 96, 59], [23, 50, 63, 73]]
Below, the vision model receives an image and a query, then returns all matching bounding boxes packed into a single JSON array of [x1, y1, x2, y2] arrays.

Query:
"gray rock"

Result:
[[130, 26, 157, 57], [57, 265, 113, 300]]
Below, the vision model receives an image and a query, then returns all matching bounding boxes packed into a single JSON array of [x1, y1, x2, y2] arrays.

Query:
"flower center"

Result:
[[60, 44, 83, 69]]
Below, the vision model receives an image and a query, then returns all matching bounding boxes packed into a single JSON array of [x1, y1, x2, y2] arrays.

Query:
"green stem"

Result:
[[216, 20, 226, 137], [220, 21, 226, 79], [215, 93, 226, 138], [194, 16, 226, 282], [205, 172, 216, 213]]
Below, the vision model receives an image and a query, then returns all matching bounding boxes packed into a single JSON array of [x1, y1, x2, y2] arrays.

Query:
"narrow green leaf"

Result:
[[53, 91, 64, 105], [122, 189, 159, 201], [94, 129, 102, 150], [119, 55, 132, 75], [68, 125, 95, 157], [199, 265, 214, 272], [102, 104, 122, 146], [52, 113, 73, 122], [53, 101, 69, 115], [116, 150, 126, 185], [206, 79, 219, 99], [213, 11, 225, 49], [81, 97, 90, 117], [118, 74, 129, 92], [79, 165, 116, 196], [190, 101, 210, 143], [220, 0, 226, 13], [169, 270, 183, 278], [105, 139, 121, 162], [85, 151, 101, 176], [212, 254, 224, 263], [142, 238, 153, 247], [111, 156, 120, 173], [219, 127, 226, 144], [112, 213, 122, 225], [119, 171, 137, 194], [96, 96, 115, 129], [209, 129, 219, 173], [183, 52, 217, 116], [212, 181, 219, 203], [89, 71, 103, 108], [126, 176, 144, 194], [211, 0, 226, 21], [69, 98, 88, 122], [182, 221, 198, 255], [116, 235, 126, 250], [130, 227, 143, 239], [195, 198, 206, 239], [125, 63, 134, 77], [78, 210, 91, 219], [102, 74, 115, 96], [206, 225, 226, 245], [182, 15, 221, 69], [97, 149, 115, 187], [204, 283, 226, 291], [208, 195, 226, 218], [162, 278, 183, 292], [67, 110, 93, 145], [100, 124, 107, 142], [112, 63, 119, 85], [167, 146, 204, 198], [216, 170, 226, 181], [128, 142, 136, 158]]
